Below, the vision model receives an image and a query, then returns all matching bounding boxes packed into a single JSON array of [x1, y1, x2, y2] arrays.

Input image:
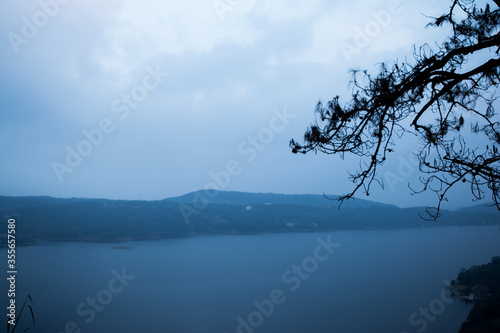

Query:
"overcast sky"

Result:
[[1, 0, 494, 209]]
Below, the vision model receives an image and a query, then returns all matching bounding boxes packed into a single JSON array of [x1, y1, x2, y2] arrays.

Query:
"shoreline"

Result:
[[1, 224, 497, 248]]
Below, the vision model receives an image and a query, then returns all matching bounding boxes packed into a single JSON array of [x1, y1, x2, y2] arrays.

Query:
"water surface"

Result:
[[6, 226, 500, 333]]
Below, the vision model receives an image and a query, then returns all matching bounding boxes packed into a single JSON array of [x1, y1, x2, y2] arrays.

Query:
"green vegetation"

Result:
[[0, 191, 498, 245], [450, 257, 500, 332]]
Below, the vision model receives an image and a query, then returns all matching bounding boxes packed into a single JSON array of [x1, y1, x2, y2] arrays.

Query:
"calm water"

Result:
[[4, 226, 500, 333]]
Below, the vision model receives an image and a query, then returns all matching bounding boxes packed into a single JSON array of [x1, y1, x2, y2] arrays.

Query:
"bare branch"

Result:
[[291, 0, 500, 219]]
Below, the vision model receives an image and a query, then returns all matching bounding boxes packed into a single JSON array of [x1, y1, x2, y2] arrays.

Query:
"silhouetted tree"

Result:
[[291, 0, 500, 219]]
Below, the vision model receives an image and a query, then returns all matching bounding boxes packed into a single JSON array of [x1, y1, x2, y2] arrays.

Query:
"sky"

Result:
[[0, 0, 495, 209]]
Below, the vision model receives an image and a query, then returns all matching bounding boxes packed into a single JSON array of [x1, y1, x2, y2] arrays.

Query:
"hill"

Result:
[[164, 190, 397, 208], [449, 257, 500, 332], [0, 191, 498, 245]]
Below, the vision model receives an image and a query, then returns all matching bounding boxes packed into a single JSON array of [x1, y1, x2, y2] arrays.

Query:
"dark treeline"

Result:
[[450, 257, 500, 332], [0, 191, 498, 245]]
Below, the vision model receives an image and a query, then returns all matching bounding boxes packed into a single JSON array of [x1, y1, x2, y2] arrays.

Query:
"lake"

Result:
[[5, 225, 500, 333]]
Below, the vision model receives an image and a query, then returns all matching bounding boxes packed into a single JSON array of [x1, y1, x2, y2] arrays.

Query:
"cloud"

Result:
[[93, 0, 263, 80], [232, 85, 247, 97], [1, 0, 479, 208], [255, 0, 321, 22], [284, 10, 346, 64], [193, 91, 206, 108], [285, 0, 445, 65]]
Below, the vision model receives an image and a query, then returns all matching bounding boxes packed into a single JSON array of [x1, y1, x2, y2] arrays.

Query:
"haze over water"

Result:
[[8, 225, 500, 333]]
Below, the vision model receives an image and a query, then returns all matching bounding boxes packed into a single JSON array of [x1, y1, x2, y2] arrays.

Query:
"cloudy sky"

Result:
[[0, 0, 493, 209]]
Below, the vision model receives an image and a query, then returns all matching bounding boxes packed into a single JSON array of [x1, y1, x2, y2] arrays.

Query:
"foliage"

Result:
[[291, 0, 500, 219], [0, 194, 498, 245], [452, 256, 500, 332], [454, 256, 500, 295]]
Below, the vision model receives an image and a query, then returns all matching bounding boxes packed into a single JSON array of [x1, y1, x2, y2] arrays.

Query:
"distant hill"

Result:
[[456, 202, 499, 213], [164, 190, 397, 209], [0, 191, 498, 245]]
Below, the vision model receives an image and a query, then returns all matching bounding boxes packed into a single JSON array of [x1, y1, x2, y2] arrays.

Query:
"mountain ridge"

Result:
[[163, 190, 399, 209], [0, 191, 498, 246]]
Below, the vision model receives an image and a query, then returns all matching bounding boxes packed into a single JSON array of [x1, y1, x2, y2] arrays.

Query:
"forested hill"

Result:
[[0, 191, 498, 245], [165, 191, 397, 208], [450, 257, 500, 332]]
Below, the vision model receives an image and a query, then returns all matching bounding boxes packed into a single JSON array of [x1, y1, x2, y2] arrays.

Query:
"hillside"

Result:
[[449, 257, 500, 332], [164, 190, 397, 208], [0, 191, 498, 245]]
